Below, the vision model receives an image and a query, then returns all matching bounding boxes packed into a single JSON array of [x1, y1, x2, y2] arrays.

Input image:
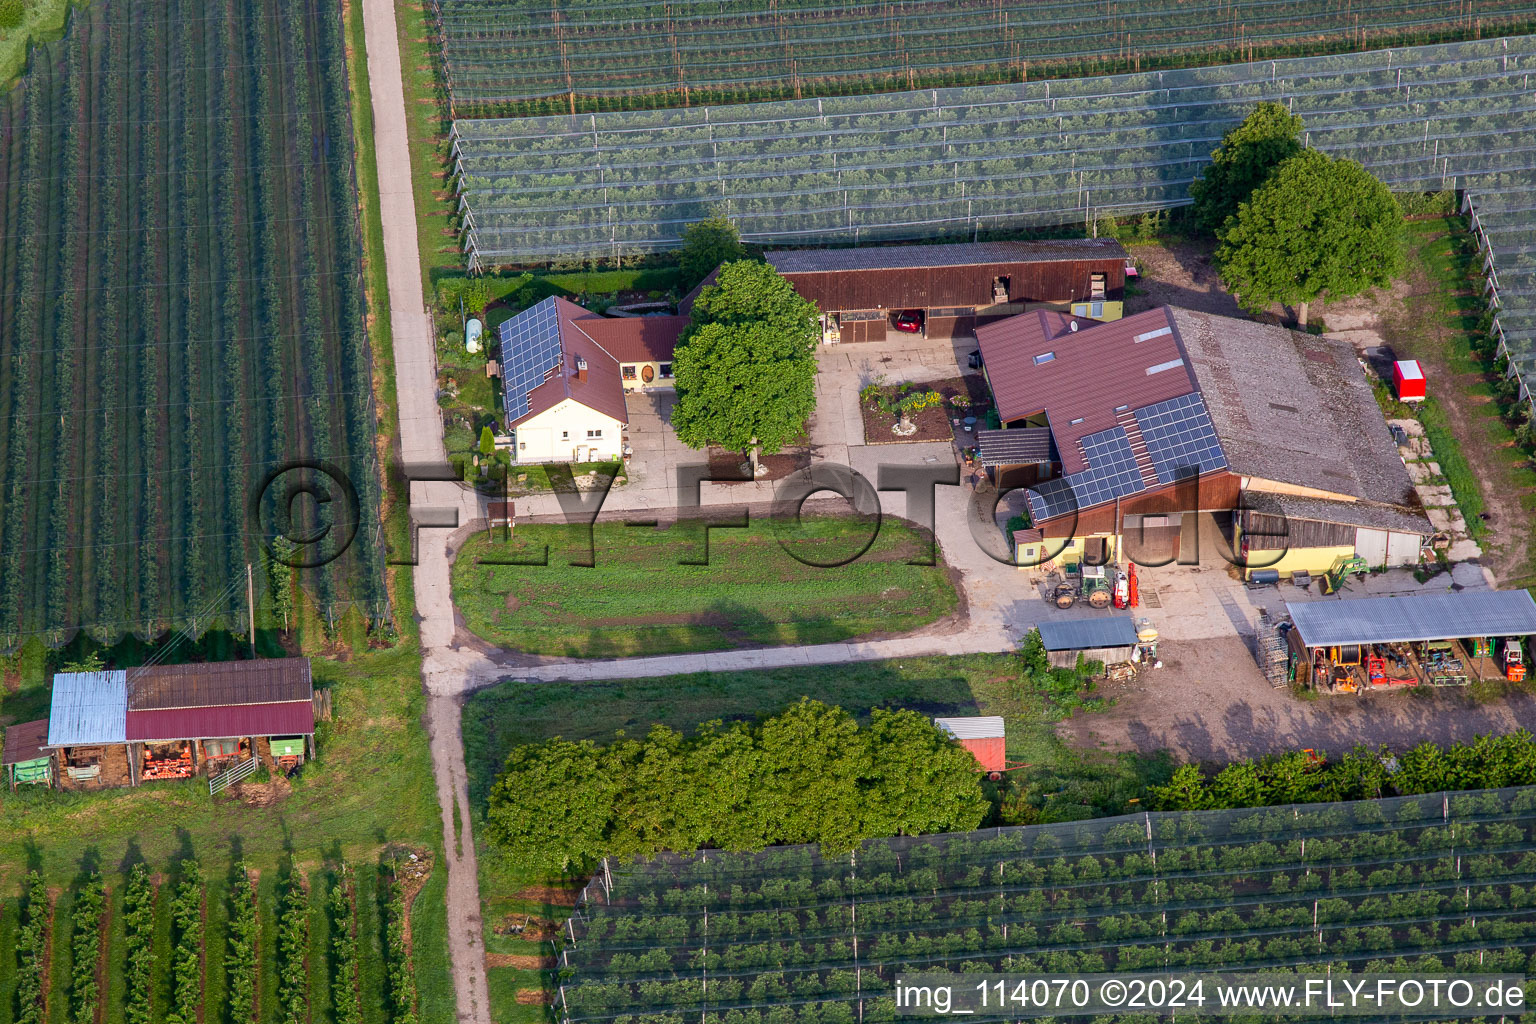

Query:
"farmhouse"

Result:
[[763, 238, 1130, 341], [499, 297, 687, 463], [3, 658, 316, 790], [976, 305, 1433, 575]]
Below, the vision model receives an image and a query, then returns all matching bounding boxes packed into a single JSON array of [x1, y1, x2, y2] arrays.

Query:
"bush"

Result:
[[0, 0, 24, 29], [123, 865, 155, 1024], [329, 876, 361, 1024], [70, 875, 105, 1024], [277, 876, 310, 1024], [16, 872, 49, 1024], [166, 862, 203, 1024], [225, 864, 258, 1024], [384, 878, 419, 1024]]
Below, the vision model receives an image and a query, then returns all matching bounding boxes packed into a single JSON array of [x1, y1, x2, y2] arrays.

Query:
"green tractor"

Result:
[[1321, 555, 1370, 595], [1081, 565, 1113, 609]]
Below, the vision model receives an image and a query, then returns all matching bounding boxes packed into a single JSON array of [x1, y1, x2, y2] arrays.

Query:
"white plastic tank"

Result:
[[465, 317, 483, 354]]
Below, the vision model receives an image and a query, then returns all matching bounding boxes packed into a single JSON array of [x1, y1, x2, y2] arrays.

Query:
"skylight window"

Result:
[[1033, 352, 1056, 365], [1146, 357, 1185, 376], [1134, 326, 1173, 343]]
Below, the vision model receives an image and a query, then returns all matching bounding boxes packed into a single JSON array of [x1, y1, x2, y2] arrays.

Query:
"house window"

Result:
[[660, 363, 673, 377], [587, 429, 602, 438], [204, 738, 239, 757], [519, 442, 527, 451], [561, 430, 569, 440], [622, 365, 637, 380], [1091, 301, 1104, 318]]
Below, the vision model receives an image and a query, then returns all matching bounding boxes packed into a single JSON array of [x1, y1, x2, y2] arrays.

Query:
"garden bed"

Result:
[[705, 447, 810, 483], [860, 376, 992, 444]]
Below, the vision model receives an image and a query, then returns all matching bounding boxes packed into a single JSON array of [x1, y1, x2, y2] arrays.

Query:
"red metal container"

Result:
[[1393, 359, 1426, 402]]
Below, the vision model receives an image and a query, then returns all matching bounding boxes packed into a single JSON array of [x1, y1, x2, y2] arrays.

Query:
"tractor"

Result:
[[1053, 580, 1077, 609], [1081, 565, 1113, 608]]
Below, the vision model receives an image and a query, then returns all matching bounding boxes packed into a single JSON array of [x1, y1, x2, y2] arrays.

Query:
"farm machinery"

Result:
[[1321, 555, 1370, 595], [1051, 563, 1113, 608]]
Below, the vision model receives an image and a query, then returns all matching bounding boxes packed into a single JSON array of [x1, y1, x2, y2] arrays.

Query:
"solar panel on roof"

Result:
[[499, 297, 566, 421], [1028, 427, 1144, 520], [1134, 393, 1228, 484]]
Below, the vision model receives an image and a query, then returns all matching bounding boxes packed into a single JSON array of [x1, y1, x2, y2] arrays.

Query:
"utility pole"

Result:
[[246, 563, 257, 657]]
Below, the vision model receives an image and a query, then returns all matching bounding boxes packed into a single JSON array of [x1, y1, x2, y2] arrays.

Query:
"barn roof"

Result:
[[2, 719, 50, 765], [126, 701, 314, 742], [1253, 493, 1433, 537], [1169, 309, 1420, 508], [47, 670, 128, 747], [1037, 617, 1140, 651], [766, 239, 1127, 274], [127, 658, 312, 710], [1287, 590, 1536, 647]]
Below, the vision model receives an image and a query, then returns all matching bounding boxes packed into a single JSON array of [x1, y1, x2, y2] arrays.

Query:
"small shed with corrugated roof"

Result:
[[933, 716, 1006, 773]]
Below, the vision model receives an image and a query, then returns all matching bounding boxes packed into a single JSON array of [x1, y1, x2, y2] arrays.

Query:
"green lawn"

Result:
[[451, 516, 958, 656]]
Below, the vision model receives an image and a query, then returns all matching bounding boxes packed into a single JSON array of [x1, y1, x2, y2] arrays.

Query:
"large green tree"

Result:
[[1215, 149, 1405, 326], [1188, 101, 1304, 232], [672, 260, 819, 458], [678, 214, 746, 289], [484, 699, 989, 872]]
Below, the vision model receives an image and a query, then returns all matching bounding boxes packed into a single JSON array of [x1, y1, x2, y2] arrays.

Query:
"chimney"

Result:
[[575, 355, 588, 382]]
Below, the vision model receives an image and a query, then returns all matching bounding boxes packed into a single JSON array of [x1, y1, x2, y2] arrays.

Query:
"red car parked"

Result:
[[894, 310, 924, 333]]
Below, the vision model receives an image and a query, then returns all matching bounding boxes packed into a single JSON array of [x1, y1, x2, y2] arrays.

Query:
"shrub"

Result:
[[384, 879, 419, 1024], [70, 874, 106, 1024], [329, 876, 361, 1024], [0, 0, 24, 30], [16, 872, 49, 1024], [123, 865, 155, 1024], [225, 864, 258, 1024]]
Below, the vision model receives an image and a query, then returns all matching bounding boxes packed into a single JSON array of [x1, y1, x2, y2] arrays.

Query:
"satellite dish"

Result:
[[1069, 321, 1079, 332]]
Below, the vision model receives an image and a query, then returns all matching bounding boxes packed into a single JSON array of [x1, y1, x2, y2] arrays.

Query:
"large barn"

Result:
[[974, 305, 1433, 575], [764, 238, 1130, 341]]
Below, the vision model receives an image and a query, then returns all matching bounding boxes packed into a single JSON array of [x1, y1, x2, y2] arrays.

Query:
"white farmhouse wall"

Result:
[[512, 398, 624, 463]]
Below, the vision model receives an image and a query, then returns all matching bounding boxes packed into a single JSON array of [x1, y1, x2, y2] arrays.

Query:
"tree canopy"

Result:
[[671, 260, 819, 454], [1188, 102, 1304, 232], [1215, 149, 1405, 325], [677, 214, 746, 288], [484, 699, 990, 873]]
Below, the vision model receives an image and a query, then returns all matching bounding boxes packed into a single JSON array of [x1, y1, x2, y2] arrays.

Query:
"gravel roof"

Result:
[[1169, 309, 1420, 508], [1259, 493, 1433, 536]]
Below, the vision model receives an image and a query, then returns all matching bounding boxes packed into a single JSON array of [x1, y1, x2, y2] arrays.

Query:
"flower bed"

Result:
[[859, 376, 992, 444]]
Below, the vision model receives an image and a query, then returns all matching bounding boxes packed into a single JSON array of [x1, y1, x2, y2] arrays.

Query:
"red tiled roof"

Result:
[[571, 315, 688, 363], [510, 298, 633, 427], [975, 307, 1199, 474], [126, 701, 314, 741]]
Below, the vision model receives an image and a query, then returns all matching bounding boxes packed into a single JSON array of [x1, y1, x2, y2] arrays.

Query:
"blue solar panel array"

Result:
[[499, 297, 566, 421], [1028, 426, 1144, 521], [1134, 393, 1228, 484]]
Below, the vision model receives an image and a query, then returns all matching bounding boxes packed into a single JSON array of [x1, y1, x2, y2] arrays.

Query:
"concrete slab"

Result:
[[1417, 484, 1456, 506], [1406, 461, 1434, 484], [1389, 417, 1426, 437], [1427, 507, 1454, 531]]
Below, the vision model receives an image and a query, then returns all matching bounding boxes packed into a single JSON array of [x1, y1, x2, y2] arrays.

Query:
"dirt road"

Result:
[[358, 0, 491, 1019]]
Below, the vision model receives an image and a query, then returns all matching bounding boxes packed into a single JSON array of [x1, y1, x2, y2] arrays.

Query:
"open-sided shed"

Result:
[[1286, 590, 1536, 692], [2, 719, 52, 788], [1037, 617, 1140, 669]]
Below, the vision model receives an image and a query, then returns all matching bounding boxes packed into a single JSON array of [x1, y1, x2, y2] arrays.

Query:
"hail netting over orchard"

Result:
[[429, 0, 1536, 117], [452, 36, 1536, 267], [557, 787, 1536, 1024], [0, 0, 386, 648], [451, 37, 1536, 383]]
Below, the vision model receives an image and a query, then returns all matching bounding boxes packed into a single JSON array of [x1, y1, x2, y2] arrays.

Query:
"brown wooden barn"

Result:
[[763, 239, 1129, 341], [978, 305, 1434, 574]]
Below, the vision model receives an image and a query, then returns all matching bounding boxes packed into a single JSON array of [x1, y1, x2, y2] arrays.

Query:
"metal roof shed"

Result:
[[933, 716, 1006, 773], [2, 719, 52, 788], [1287, 591, 1536, 648], [1037, 617, 1140, 668], [46, 670, 128, 747]]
